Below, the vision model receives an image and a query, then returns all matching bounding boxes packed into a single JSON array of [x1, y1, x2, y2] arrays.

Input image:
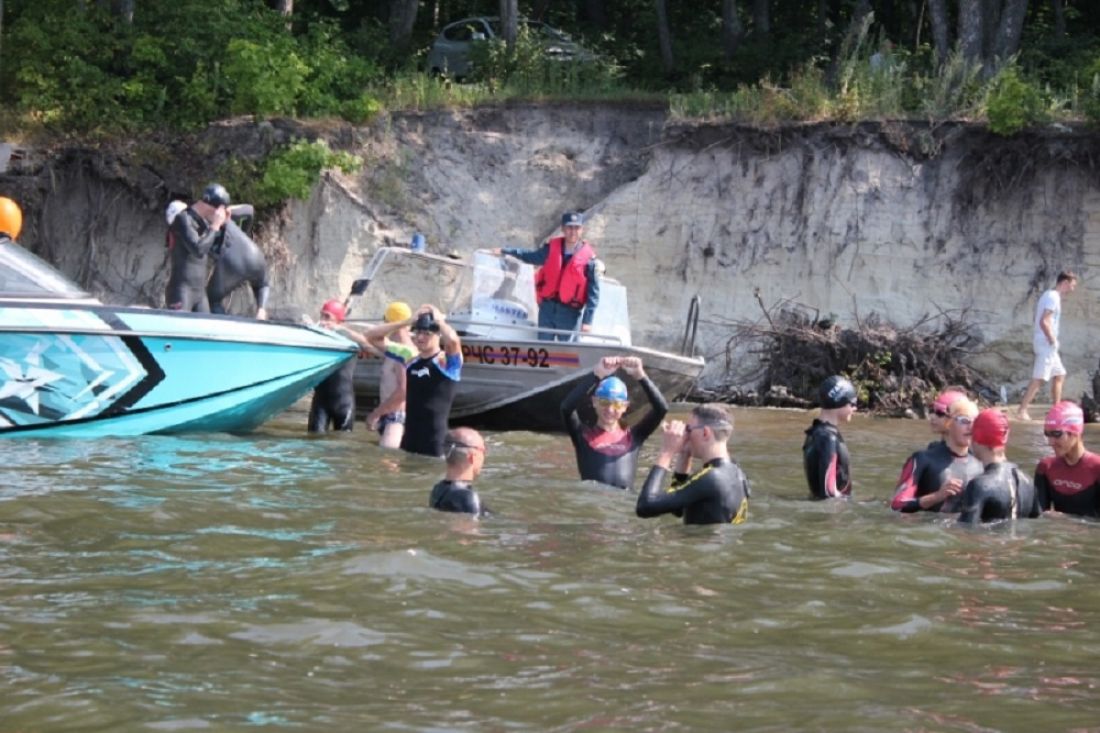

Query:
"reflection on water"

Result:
[[2, 407, 1099, 731]]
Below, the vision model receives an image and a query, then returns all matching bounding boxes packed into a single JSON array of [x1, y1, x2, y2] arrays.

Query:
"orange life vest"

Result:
[[535, 237, 595, 308]]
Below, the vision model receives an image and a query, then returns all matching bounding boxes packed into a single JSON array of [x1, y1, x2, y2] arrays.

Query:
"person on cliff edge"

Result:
[[165, 183, 231, 313], [803, 375, 857, 500], [490, 211, 601, 341], [1017, 270, 1077, 421]]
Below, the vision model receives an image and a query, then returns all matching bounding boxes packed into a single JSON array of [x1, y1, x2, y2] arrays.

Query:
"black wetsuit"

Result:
[[891, 441, 984, 513], [400, 351, 461, 457], [560, 373, 668, 490], [802, 419, 852, 499], [429, 480, 488, 515], [957, 461, 1041, 524], [1035, 451, 1100, 517], [207, 217, 270, 315], [307, 359, 357, 432], [635, 458, 751, 525], [166, 208, 221, 312]]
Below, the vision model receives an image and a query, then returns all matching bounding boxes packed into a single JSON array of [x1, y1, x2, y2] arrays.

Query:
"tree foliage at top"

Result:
[[0, 0, 1098, 133]]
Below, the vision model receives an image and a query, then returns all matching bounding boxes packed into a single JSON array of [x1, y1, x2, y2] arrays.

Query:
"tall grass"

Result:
[[670, 19, 1089, 130]]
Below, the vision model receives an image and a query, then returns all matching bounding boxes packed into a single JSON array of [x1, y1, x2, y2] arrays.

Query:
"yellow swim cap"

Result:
[[0, 197, 23, 240], [384, 301, 412, 323]]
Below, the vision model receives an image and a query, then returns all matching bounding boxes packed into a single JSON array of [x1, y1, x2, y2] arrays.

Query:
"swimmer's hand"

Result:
[[933, 477, 964, 506], [621, 357, 645, 379], [594, 356, 620, 377], [655, 420, 688, 469]]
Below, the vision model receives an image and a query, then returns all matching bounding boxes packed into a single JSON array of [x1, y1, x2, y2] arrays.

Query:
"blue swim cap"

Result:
[[594, 376, 628, 402]]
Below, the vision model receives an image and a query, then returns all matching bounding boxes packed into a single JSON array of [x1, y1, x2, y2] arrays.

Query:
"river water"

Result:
[[2, 407, 1098, 732]]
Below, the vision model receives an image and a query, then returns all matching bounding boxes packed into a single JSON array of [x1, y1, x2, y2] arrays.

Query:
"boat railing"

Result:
[[680, 294, 701, 357], [449, 315, 627, 345]]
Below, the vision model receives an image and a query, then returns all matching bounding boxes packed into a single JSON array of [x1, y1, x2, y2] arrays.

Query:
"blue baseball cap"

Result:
[[562, 211, 584, 227], [594, 376, 628, 402]]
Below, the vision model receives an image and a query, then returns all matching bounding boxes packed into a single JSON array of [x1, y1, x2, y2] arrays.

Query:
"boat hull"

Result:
[[352, 336, 703, 432], [0, 304, 358, 437]]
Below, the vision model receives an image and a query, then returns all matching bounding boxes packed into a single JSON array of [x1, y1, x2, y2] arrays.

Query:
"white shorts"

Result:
[[1032, 341, 1066, 381]]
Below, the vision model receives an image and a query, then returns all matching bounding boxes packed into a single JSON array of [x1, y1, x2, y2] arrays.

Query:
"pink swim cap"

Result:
[[1044, 401, 1084, 435], [933, 390, 966, 413]]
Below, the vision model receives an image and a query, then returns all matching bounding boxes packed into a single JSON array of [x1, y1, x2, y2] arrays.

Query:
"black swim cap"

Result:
[[819, 375, 857, 409], [201, 183, 231, 208], [411, 312, 440, 333]]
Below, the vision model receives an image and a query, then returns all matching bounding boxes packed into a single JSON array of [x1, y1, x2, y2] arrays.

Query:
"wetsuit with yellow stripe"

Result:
[[635, 458, 750, 525]]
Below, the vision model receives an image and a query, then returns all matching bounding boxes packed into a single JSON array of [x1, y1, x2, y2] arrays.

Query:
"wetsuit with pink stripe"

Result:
[[802, 419, 851, 499], [1034, 451, 1100, 517], [891, 441, 983, 513]]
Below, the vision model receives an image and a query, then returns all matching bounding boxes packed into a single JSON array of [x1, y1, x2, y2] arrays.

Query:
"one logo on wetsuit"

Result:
[[1052, 478, 1085, 493], [410, 366, 431, 378]]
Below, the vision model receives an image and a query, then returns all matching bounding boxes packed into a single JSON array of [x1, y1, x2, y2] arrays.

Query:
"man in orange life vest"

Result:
[[492, 211, 601, 341]]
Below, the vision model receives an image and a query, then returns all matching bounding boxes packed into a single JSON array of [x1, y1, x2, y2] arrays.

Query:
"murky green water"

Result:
[[2, 408, 1098, 732]]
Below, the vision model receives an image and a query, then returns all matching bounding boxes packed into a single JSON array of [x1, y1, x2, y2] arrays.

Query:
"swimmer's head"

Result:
[[1045, 401, 1084, 436], [932, 389, 966, 415], [0, 196, 23, 240], [971, 409, 1009, 449], [689, 403, 734, 443], [201, 183, 231, 208], [384, 301, 412, 324], [411, 312, 440, 334], [948, 396, 978, 420], [443, 427, 486, 476], [594, 376, 628, 403], [819, 375, 857, 409], [320, 299, 346, 325]]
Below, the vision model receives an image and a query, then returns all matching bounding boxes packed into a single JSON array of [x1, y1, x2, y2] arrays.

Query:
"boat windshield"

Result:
[[0, 241, 91, 298]]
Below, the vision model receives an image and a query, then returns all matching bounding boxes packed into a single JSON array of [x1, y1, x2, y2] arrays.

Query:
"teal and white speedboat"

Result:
[[0, 238, 357, 437]]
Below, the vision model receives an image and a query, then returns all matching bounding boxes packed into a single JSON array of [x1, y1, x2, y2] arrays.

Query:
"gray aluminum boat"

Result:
[[345, 248, 704, 432]]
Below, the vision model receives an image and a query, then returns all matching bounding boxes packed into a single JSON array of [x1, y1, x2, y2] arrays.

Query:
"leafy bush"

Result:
[[229, 139, 363, 208], [985, 65, 1046, 135], [225, 37, 308, 117]]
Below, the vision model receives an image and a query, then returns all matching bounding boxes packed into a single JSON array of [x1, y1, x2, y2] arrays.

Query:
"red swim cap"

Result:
[[321, 299, 346, 323], [933, 389, 966, 413], [1045, 401, 1084, 435], [971, 409, 1010, 448]]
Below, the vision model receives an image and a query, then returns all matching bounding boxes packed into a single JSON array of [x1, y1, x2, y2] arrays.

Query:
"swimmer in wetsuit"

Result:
[[892, 396, 983, 513], [307, 299, 358, 432], [402, 306, 462, 457], [165, 183, 230, 313], [803, 375, 857, 500], [1034, 401, 1100, 517], [560, 356, 668, 490], [957, 409, 1041, 524], [207, 205, 271, 320], [429, 427, 490, 516], [635, 403, 751, 525]]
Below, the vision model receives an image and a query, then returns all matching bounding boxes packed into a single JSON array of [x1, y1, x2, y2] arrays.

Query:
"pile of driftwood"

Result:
[[698, 292, 995, 416]]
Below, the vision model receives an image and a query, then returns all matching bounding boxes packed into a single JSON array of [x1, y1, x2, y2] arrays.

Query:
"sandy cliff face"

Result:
[[4, 108, 1099, 396]]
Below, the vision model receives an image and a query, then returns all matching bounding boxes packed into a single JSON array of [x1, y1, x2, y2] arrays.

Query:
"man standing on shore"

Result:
[[1017, 271, 1077, 421]]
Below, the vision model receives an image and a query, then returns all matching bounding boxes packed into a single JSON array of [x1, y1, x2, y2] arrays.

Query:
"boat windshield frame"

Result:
[[0, 241, 92, 299]]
